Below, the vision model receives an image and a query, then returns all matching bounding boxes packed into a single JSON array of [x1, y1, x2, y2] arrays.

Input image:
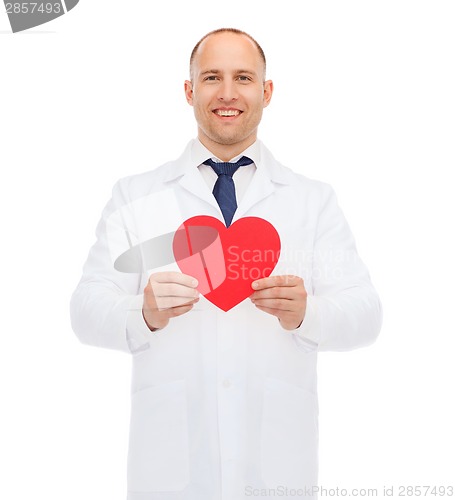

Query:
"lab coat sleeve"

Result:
[[70, 179, 153, 354], [295, 184, 383, 351]]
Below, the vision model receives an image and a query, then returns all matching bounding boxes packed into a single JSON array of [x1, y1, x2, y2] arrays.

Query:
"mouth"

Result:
[[213, 108, 243, 119]]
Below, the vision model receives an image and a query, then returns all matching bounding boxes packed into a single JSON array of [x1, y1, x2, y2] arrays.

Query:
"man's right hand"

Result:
[[142, 272, 200, 331]]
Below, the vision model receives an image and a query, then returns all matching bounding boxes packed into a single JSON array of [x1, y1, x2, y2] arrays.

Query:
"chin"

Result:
[[211, 132, 246, 146]]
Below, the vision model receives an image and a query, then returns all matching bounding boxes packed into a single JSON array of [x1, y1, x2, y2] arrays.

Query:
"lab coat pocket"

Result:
[[261, 377, 318, 490], [127, 379, 190, 493]]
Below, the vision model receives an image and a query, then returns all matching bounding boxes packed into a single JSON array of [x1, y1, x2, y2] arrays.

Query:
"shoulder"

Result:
[[260, 142, 336, 201], [116, 161, 175, 194], [111, 144, 191, 202]]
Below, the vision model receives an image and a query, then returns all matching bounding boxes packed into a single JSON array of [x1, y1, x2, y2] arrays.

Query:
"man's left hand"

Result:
[[250, 275, 307, 330]]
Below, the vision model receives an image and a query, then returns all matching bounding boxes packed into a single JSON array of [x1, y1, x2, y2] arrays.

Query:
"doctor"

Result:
[[71, 28, 382, 500]]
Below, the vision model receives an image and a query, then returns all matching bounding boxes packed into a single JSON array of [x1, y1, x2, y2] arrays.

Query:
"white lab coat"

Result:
[[70, 139, 382, 500]]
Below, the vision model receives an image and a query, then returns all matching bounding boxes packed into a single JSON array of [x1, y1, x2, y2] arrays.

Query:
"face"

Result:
[[185, 32, 273, 158]]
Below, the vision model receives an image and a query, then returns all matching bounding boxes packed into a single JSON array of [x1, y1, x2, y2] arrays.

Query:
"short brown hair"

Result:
[[189, 28, 267, 81]]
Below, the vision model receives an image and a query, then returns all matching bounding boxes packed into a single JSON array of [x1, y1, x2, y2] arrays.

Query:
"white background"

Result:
[[1, 1, 454, 498]]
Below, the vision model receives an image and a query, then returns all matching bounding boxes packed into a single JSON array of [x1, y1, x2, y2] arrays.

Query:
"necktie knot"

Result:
[[203, 156, 254, 177]]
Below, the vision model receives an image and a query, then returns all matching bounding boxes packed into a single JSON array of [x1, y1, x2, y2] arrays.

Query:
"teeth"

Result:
[[216, 109, 240, 116]]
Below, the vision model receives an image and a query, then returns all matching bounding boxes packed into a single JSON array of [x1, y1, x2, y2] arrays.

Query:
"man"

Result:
[[71, 28, 382, 500]]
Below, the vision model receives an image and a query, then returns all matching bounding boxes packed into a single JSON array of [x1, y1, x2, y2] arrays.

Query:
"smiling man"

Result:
[[71, 28, 382, 500]]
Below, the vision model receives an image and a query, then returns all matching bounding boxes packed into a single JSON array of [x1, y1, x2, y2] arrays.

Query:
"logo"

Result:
[[3, 0, 78, 33]]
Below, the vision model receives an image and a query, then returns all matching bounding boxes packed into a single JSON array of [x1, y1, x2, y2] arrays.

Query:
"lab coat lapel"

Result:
[[233, 166, 276, 221], [178, 165, 219, 211], [176, 161, 227, 226], [233, 143, 291, 223], [166, 141, 221, 214], [170, 140, 290, 225]]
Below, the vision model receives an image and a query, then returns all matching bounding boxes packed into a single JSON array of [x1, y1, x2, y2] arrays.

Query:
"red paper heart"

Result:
[[173, 216, 281, 311]]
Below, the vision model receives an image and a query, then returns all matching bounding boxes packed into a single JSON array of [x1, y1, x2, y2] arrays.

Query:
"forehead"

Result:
[[193, 33, 263, 74]]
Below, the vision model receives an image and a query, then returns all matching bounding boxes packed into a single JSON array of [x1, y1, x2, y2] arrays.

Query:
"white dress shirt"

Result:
[[196, 138, 258, 204]]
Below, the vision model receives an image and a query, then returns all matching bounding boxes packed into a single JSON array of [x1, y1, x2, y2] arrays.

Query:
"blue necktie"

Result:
[[203, 156, 254, 227]]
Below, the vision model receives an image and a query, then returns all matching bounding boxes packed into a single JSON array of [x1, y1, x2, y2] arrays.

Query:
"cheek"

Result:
[[245, 91, 267, 111], [194, 87, 216, 106], [247, 101, 266, 120], [192, 98, 209, 119]]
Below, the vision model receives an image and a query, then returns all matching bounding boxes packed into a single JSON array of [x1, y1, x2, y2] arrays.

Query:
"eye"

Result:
[[204, 75, 219, 81], [237, 75, 252, 82]]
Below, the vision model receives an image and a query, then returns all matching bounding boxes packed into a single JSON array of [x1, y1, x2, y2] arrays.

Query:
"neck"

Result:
[[198, 132, 257, 162]]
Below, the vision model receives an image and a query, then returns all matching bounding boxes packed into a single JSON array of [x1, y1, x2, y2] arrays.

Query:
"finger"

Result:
[[251, 298, 294, 312], [151, 271, 198, 288], [250, 286, 296, 301], [253, 304, 283, 318], [168, 300, 199, 317], [252, 275, 302, 291], [156, 296, 199, 311], [152, 282, 200, 299]]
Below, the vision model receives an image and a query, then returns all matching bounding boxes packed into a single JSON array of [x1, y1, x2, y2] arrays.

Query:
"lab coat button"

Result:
[[222, 379, 231, 388]]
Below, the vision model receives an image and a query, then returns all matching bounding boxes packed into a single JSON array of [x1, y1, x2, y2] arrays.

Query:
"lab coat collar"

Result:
[[163, 138, 292, 186], [162, 138, 293, 219]]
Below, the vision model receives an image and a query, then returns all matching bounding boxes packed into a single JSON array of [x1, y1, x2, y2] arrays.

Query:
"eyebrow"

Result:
[[200, 69, 257, 76]]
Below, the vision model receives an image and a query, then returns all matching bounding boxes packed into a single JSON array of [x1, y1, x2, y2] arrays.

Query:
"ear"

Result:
[[263, 80, 274, 108], [184, 80, 194, 106]]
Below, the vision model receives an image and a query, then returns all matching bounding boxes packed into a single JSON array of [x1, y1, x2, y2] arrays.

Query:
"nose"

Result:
[[217, 80, 238, 102]]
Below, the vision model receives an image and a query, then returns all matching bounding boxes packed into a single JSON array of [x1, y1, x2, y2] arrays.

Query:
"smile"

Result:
[[213, 109, 242, 117]]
